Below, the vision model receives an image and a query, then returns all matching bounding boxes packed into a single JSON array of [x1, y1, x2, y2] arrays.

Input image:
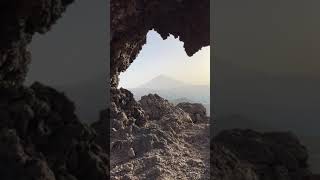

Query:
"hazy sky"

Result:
[[214, 1, 320, 172], [26, 0, 107, 86], [25, 0, 107, 122], [214, 0, 320, 77], [214, 0, 320, 132], [119, 30, 210, 89]]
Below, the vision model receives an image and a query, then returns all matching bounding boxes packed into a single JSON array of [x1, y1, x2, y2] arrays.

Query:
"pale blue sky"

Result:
[[119, 30, 210, 88]]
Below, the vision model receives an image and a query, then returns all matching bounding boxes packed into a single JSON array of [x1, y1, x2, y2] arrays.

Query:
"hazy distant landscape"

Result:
[[128, 75, 210, 115]]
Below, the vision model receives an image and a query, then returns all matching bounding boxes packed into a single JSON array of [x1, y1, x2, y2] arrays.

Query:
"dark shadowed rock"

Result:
[[211, 141, 259, 180], [92, 109, 109, 150], [0, 83, 108, 180], [0, 128, 56, 180], [214, 129, 312, 180], [0, 0, 74, 86]]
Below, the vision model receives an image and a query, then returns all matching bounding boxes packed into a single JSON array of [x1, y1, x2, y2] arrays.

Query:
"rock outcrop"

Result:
[[111, 0, 210, 87], [111, 87, 148, 129], [177, 102, 209, 123], [211, 142, 258, 180]]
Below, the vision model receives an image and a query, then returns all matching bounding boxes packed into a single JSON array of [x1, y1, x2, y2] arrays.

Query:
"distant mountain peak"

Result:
[[151, 74, 176, 80], [138, 74, 186, 90]]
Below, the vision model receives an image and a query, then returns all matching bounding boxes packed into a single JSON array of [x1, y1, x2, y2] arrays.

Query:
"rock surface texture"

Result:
[[177, 102, 209, 123], [111, 0, 210, 87], [0, 83, 108, 180], [110, 94, 210, 179]]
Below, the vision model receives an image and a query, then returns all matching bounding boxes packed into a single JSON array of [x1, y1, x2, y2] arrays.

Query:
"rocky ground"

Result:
[[108, 87, 318, 180], [110, 93, 210, 179]]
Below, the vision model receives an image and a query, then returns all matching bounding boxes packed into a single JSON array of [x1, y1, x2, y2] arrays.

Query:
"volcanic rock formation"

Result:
[[177, 102, 209, 124], [210, 142, 258, 180], [111, 0, 210, 87], [110, 94, 210, 179], [0, 83, 108, 180]]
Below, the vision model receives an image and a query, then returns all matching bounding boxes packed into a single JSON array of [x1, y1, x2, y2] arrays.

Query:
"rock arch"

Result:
[[111, 0, 210, 87], [110, 0, 210, 129]]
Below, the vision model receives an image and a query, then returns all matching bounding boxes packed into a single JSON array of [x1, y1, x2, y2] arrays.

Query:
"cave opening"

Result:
[[118, 30, 211, 114], [25, 0, 107, 123]]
